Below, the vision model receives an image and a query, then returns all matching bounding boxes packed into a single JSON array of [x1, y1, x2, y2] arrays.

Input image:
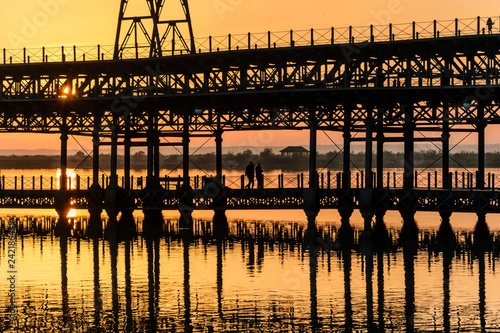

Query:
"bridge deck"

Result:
[[0, 187, 497, 214]]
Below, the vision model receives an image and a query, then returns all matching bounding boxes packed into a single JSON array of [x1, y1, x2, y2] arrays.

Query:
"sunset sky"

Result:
[[0, 0, 499, 152]]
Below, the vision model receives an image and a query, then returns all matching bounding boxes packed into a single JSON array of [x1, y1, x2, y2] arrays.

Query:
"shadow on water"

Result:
[[0, 212, 498, 332]]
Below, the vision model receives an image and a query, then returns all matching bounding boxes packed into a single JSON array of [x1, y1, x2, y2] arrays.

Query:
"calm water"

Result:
[[1, 213, 500, 332]]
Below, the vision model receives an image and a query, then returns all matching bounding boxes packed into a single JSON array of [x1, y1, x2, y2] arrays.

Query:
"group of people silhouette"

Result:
[[245, 162, 264, 189]]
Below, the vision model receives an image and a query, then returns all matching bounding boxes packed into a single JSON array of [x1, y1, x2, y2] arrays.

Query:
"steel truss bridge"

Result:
[[1, 12, 500, 234]]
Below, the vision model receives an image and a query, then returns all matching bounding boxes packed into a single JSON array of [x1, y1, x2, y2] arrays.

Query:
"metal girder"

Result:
[[113, 0, 195, 59], [0, 36, 499, 136]]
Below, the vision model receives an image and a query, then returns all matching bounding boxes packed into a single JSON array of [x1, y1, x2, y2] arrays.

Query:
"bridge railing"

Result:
[[0, 170, 496, 191], [2, 16, 499, 64]]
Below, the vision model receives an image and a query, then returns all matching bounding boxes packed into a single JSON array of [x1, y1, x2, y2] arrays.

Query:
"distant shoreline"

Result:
[[0, 150, 498, 170]]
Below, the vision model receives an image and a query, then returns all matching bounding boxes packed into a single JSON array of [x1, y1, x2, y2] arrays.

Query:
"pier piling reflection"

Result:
[[1, 215, 500, 331]]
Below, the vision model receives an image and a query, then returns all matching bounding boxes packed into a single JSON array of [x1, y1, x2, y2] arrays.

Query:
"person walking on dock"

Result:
[[487, 18, 494, 34], [245, 162, 255, 189], [256, 163, 263, 189]]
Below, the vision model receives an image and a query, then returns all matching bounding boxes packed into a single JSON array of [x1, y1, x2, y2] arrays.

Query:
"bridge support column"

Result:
[[118, 132, 136, 239], [477, 118, 486, 189], [179, 114, 193, 229], [365, 107, 373, 189], [474, 213, 491, 253], [338, 208, 354, 249], [403, 106, 414, 190], [213, 210, 228, 236], [143, 113, 164, 238], [215, 128, 223, 183], [213, 127, 227, 235], [376, 127, 384, 189], [55, 127, 71, 236], [105, 124, 120, 237], [303, 113, 319, 231], [87, 128, 103, 238], [442, 103, 450, 189], [437, 211, 455, 251], [373, 210, 389, 251], [399, 210, 418, 243], [360, 210, 373, 254], [343, 109, 351, 189]]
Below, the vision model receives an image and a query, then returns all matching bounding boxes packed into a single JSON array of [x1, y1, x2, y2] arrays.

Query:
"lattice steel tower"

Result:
[[113, 0, 195, 59]]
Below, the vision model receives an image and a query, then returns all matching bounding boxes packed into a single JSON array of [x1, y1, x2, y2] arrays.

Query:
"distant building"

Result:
[[280, 146, 309, 157]]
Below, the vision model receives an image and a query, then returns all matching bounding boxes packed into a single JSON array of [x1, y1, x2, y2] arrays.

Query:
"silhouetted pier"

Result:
[[1, 6, 500, 236]]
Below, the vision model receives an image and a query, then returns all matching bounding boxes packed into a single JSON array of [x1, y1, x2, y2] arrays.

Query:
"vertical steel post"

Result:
[[110, 124, 118, 188], [60, 127, 68, 191], [183, 113, 190, 188], [365, 107, 373, 189], [403, 105, 414, 190], [442, 103, 450, 189], [376, 124, 384, 189], [478, 103, 486, 189], [124, 131, 131, 191], [147, 115, 155, 188], [343, 106, 352, 189], [309, 116, 317, 189], [215, 128, 223, 182], [92, 128, 100, 188]]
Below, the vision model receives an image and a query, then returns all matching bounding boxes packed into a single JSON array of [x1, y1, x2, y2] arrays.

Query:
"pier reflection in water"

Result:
[[0, 214, 500, 331]]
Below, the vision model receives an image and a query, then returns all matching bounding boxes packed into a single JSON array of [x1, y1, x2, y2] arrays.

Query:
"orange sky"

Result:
[[0, 1, 499, 152]]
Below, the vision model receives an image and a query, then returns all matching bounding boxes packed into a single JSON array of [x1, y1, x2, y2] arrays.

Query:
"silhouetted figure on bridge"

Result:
[[487, 18, 494, 34], [245, 162, 254, 189], [255, 163, 263, 189]]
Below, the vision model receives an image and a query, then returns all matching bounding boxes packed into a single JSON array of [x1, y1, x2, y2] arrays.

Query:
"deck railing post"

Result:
[[477, 16, 481, 34], [433, 20, 437, 38], [455, 18, 458, 36], [412, 21, 415, 39]]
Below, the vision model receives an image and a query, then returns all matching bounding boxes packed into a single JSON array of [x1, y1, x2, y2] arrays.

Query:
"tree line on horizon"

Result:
[[0, 148, 497, 171]]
